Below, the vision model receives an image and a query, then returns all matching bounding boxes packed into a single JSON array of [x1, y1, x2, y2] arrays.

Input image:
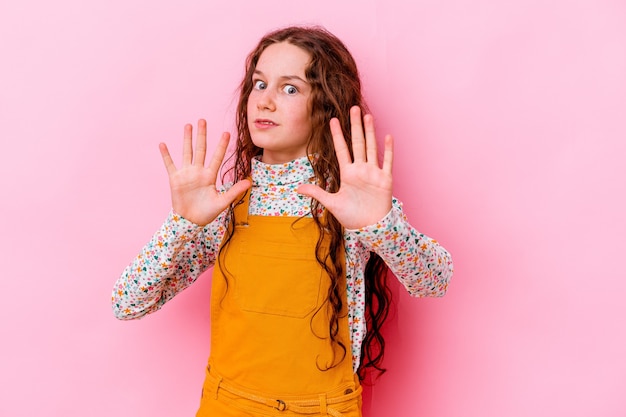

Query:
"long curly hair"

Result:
[[221, 25, 392, 380]]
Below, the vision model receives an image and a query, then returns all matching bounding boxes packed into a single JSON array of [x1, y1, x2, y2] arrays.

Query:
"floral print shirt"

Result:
[[112, 156, 453, 372]]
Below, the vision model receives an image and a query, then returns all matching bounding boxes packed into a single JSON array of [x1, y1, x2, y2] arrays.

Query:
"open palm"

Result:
[[298, 107, 393, 230], [159, 119, 251, 226]]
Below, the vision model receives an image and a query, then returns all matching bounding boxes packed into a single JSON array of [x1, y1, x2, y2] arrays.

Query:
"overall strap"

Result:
[[233, 188, 251, 226]]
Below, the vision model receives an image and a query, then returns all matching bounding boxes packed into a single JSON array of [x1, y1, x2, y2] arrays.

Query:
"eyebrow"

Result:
[[253, 70, 308, 84]]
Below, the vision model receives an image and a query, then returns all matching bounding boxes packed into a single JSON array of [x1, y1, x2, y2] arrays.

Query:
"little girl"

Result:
[[113, 26, 453, 417]]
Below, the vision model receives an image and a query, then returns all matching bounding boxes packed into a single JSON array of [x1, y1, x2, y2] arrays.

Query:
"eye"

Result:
[[282, 84, 298, 95], [253, 80, 266, 90]]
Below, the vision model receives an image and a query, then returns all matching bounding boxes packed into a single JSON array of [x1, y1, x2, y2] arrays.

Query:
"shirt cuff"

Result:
[[345, 199, 407, 248]]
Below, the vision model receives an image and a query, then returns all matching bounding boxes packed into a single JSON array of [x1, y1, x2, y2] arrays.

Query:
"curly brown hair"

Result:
[[221, 25, 392, 380]]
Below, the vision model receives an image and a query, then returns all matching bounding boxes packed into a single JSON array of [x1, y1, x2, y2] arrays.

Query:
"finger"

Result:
[[159, 142, 177, 176], [363, 113, 378, 165], [182, 123, 193, 166], [350, 106, 366, 163], [382, 134, 394, 175], [296, 184, 332, 208], [330, 118, 352, 167], [194, 119, 208, 167], [206, 132, 231, 182], [221, 178, 252, 205]]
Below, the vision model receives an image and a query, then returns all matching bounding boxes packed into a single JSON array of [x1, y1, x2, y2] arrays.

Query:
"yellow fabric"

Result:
[[196, 191, 361, 416], [197, 364, 362, 417]]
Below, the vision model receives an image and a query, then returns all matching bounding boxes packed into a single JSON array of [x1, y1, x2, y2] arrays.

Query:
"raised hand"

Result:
[[159, 119, 251, 226], [297, 106, 393, 230]]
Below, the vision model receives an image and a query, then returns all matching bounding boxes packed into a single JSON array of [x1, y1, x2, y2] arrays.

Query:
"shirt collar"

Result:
[[251, 155, 316, 186]]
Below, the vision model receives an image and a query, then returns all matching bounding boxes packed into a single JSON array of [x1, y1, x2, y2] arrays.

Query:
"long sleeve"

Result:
[[112, 210, 229, 320], [346, 197, 453, 297], [112, 156, 453, 372]]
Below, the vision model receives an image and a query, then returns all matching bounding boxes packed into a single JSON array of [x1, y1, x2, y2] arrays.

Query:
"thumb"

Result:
[[222, 179, 252, 204], [296, 184, 329, 206]]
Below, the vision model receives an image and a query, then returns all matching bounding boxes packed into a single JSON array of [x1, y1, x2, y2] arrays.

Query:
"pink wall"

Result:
[[1, 1, 625, 416]]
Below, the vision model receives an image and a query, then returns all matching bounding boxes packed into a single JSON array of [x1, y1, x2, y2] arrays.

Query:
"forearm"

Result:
[[112, 210, 226, 319], [347, 198, 453, 297]]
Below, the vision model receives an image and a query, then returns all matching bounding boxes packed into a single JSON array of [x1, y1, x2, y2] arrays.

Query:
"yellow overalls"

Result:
[[196, 191, 362, 417]]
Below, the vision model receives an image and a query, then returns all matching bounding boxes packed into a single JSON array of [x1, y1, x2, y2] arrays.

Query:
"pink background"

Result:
[[1, 0, 625, 416]]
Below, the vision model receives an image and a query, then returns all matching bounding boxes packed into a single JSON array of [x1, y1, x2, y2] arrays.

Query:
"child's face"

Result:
[[247, 42, 313, 165]]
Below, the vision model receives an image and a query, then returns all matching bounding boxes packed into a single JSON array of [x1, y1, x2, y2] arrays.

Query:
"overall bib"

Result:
[[196, 191, 362, 417]]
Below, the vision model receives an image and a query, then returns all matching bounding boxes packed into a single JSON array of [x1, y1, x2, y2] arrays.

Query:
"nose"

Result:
[[256, 89, 276, 111]]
